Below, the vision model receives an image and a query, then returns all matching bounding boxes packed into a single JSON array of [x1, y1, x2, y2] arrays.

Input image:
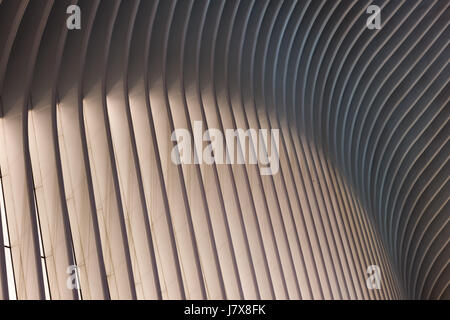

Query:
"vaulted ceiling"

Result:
[[0, 0, 448, 300]]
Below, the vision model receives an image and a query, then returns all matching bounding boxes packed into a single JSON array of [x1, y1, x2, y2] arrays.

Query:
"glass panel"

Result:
[[1, 174, 17, 299], [4, 248, 16, 300], [33, 190, 51, 300], [0, 178, 8, 246]]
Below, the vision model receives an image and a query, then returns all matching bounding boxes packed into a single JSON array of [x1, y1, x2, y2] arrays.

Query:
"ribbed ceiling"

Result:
[[0, 0, 448, 300]]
